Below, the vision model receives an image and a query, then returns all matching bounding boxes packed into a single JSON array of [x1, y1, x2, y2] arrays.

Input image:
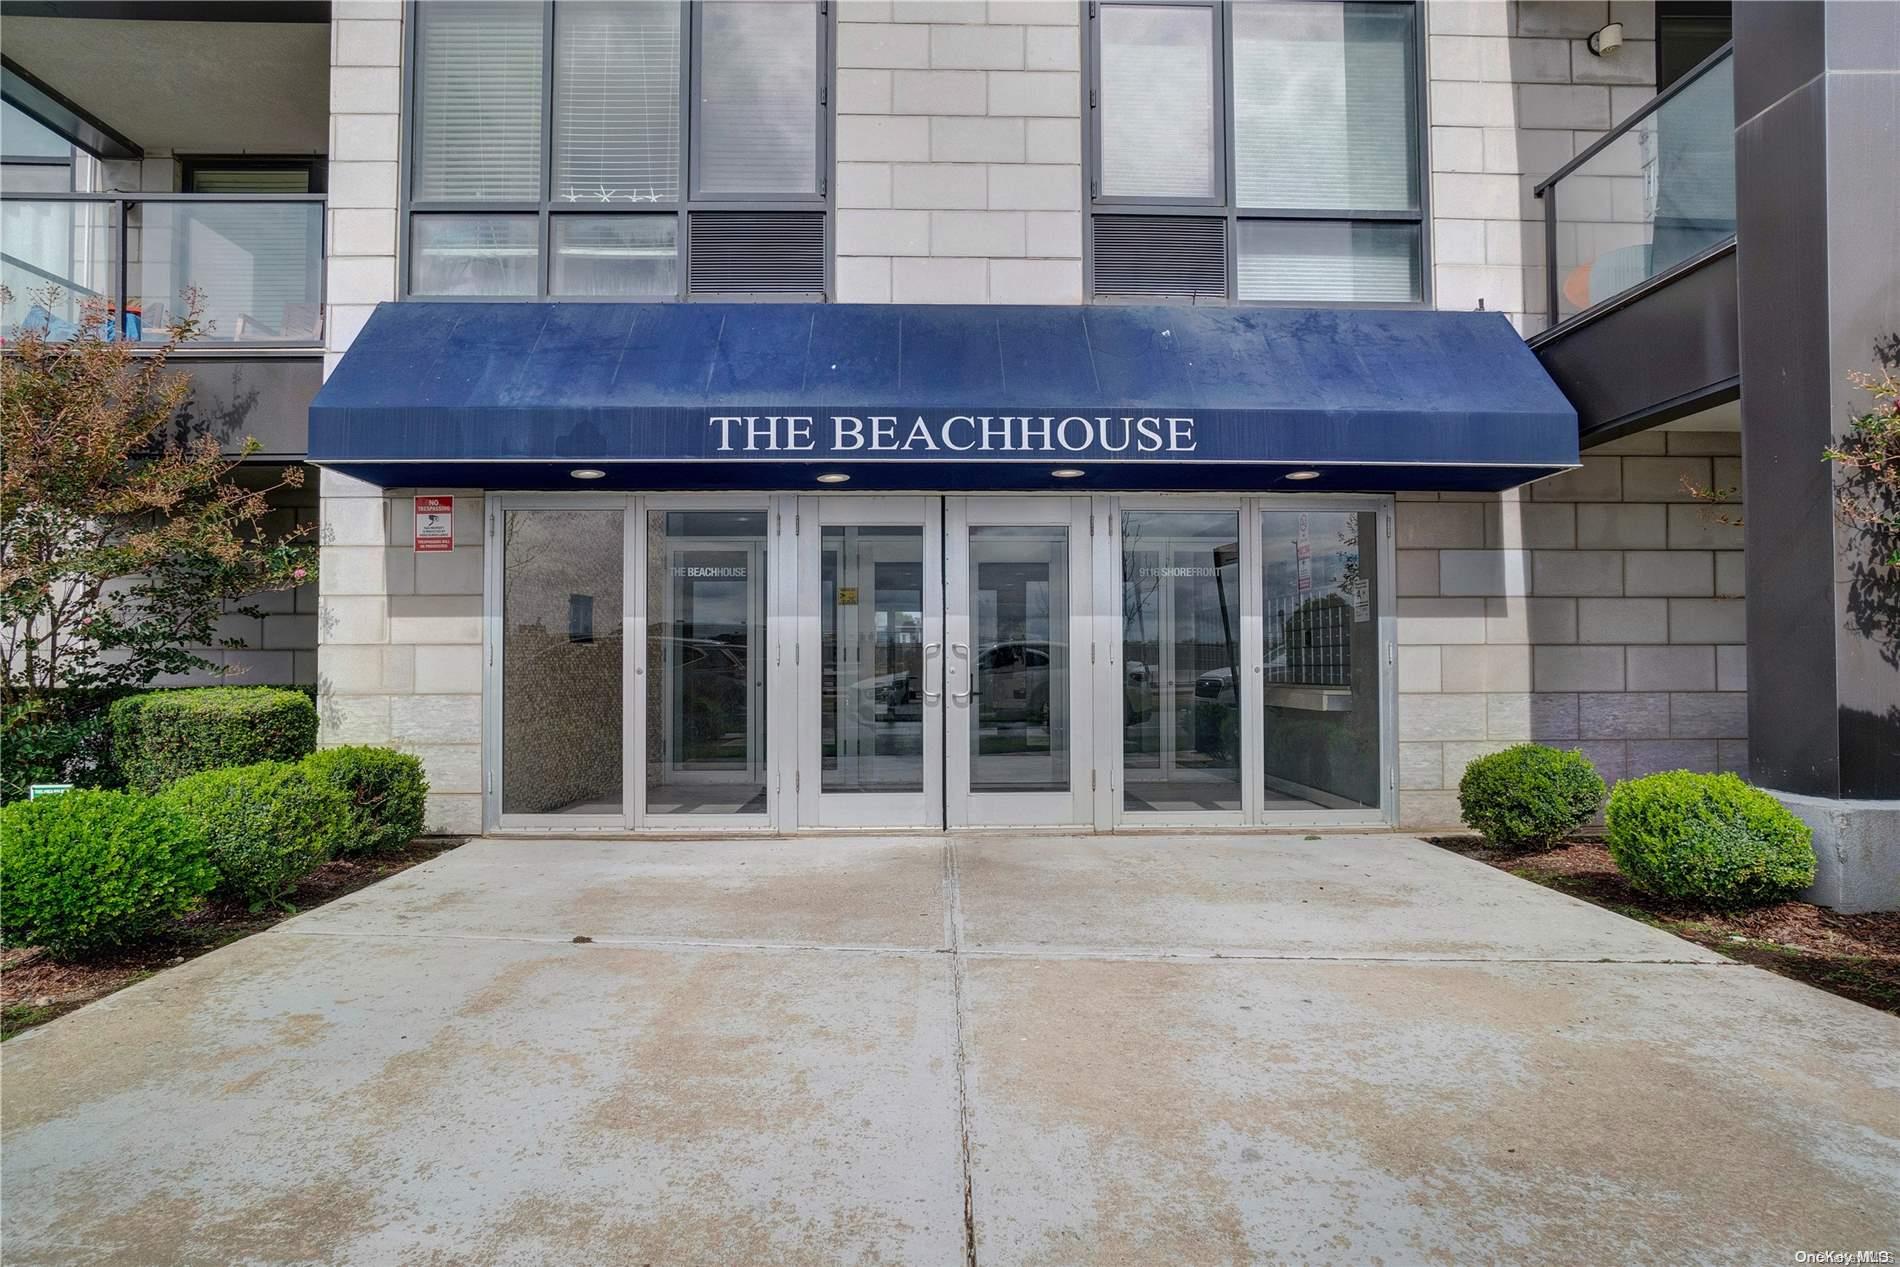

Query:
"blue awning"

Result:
[[309, 301, 1578, 492]]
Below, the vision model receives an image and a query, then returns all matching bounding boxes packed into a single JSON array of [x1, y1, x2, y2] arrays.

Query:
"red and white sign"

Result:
[[414, 496, 454, 552]]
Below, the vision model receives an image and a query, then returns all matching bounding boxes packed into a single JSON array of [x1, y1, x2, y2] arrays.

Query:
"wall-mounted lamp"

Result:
[[1587, 22, 1624, 56]]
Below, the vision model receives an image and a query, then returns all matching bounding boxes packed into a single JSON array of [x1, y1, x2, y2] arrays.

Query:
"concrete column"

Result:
[[1733, 1, 1900, 910]]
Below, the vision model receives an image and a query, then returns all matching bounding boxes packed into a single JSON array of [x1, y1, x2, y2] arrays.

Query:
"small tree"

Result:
[[0, 289, 316, 737]]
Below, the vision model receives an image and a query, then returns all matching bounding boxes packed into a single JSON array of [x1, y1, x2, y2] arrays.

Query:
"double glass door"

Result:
[[796, 496, 1092, 828], [489, 494, 1393, 832]]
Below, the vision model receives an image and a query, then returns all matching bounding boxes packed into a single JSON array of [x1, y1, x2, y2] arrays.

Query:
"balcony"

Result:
[[1530, 44, 1739, 445], [1, 193, 325, 350]]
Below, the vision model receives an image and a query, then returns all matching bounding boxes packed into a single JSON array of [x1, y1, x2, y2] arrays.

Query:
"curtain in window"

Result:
[[413, 1, 545, 201], [1236, 219, 1420, 302], [555, 1, 681, 204], [1098, 5, 1216, 200], [695, 1, 818, 196], [1231, 1, 1417, 211]]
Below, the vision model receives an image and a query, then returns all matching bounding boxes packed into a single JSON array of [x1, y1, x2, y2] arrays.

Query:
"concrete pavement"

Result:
[[4, 834, 1897, 1265]]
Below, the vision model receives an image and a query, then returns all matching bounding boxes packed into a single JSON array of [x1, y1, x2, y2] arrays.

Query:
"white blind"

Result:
[[1099, 5, 1215, 200], [555, 1, 681, 203], [1236, 219, 1418, 302], [413, 1, 545, 202], [695, 1, 819, 196], [1231, 1, 1416, 211]]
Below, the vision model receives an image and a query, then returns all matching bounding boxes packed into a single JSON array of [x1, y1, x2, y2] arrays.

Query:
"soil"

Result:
[[1, 837, 465, 1041], [1431, 835, 1900, 1015]]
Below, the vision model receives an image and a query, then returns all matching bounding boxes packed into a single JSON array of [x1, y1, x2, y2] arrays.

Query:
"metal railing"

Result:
[[1535, 42, 1735, 331], [0, 192, 325, 349]]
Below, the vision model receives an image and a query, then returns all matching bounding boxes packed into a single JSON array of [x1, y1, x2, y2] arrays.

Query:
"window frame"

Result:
[[400, 0, 834, 302], [1083, 0, 1431, 308]]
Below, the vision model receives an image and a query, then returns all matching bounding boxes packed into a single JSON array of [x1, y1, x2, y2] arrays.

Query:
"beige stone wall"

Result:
[[1427, 0, 1657, 335], [834, 0, 1083, 303], [325, 0, 402, 377], [1395, 429, 1745, 827], [317, 473, 486, 835]]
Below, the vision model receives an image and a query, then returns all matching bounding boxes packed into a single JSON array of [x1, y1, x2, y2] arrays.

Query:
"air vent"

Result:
[[1091, 215, 1228, 300], [688, 211, 827, 296]]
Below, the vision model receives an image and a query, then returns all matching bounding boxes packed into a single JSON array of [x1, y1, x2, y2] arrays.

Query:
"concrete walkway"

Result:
[[4, 835, 1897, 1266]]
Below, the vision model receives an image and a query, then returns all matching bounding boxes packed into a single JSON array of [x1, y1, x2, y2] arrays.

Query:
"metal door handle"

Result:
[[923, 641, 942, 702]]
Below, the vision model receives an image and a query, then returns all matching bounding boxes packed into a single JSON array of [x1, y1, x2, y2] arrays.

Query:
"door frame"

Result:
[[635, 494, 784, 832], [944, 496, 1095, 828], [483, 493, 638, 833], [1104, 495, 1259, 829], [795, 495, 945, 828]]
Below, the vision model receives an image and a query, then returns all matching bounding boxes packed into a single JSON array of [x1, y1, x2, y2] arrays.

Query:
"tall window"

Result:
[[406, 0, 828, 300], [1088, 0, 1424, 305]]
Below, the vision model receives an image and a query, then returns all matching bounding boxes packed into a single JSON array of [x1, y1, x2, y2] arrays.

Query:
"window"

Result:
[[405, 0, 828, 300], [1088, 0, 1424, 305]]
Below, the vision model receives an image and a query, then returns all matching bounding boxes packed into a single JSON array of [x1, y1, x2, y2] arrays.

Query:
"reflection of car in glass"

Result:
[[975, 641, 1053, 724], [971, 641, 1156, 725]]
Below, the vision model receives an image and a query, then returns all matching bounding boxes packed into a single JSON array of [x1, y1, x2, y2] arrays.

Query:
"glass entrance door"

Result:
[[798, 497, 944, 827], [1117, 506, 1248, 824], [642, 507, 770, 822], [945, 498, 1093, 826]]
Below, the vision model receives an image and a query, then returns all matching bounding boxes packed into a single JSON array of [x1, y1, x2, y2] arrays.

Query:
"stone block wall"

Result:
[[1427, 0, 1657, 334], [317, 472, 486, 835], [834, 0, 1083, 303], [1395, 428, 1745, 827]]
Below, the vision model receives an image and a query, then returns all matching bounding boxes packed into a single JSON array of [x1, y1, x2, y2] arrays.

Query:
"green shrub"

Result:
[[1458, 744, 1606, 848], [160, 762, 347, 908], [111, 688, 318, 792], [0, 790, 216, 958], [1606, 771, 1816, 906], [302, 747, 428, 855]]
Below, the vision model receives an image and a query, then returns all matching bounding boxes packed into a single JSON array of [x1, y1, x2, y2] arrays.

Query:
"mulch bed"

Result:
[[1, 837, 465, 1041], [1430, 835, 1900, 1015]]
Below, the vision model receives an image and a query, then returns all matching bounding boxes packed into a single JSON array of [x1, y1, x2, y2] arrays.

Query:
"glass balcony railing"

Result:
[[1535, 43, 1734, 329], [0, 193, 324, 348]]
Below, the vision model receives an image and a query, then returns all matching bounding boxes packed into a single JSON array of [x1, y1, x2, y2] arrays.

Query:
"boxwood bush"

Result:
[[1606, 771, 1815, 906], [0, 790, 217, 959], [160, 762, 348, 909], [302, 746, 428, 855], [111, 687, 318, 793], [1458, 743, 1606, 848]]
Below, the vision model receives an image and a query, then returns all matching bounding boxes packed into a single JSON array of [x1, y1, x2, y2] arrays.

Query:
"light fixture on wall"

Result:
[[1286, 469, 1321, 481], [569, 468, 606, 480], [1587, 21, 1624, 56], [816, 472, 851, 484], [1050, 468, 1086, 479]]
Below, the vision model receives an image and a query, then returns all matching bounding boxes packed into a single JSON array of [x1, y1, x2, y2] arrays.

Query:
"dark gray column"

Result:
[[1734, 1, 1900, 910]]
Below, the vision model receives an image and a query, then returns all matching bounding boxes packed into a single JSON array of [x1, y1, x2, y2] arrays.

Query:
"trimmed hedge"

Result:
[[160, 762, 347, 908], [111, 688, 318, 793], [303, 747, 428, 855], [1458, 744, 1606, 849], [0, 790, 217, 959], [1606, 771, 1816, 906]]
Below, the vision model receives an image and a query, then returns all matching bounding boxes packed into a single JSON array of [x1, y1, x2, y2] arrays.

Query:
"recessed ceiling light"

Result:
[[815, 472, 851, 484], [570, 468, 606, 480], [1050, 468, 1086, 479], [1286, 469, 1321, 481]]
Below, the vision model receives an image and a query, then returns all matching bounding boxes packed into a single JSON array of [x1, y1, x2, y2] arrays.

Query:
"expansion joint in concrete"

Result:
[[944, 841, 979, 1267]]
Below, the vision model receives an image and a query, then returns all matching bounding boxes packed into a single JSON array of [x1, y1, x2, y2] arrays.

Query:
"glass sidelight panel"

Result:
[[1261, 510, 1383, 812], [1121, 509, 1242, 813], [501, 508, 624, 816], [822, 525, 925, 794], [645, 510, 768, 816], [968, 525, 1071, 794]]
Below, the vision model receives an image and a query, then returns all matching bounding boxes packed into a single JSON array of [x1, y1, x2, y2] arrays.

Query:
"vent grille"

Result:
[[688, 211, 827, 295], [1091, 215, 1228, 300]]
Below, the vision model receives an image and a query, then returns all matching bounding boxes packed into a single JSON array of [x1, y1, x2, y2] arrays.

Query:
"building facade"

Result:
[[4, 1, 1893, 905]]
